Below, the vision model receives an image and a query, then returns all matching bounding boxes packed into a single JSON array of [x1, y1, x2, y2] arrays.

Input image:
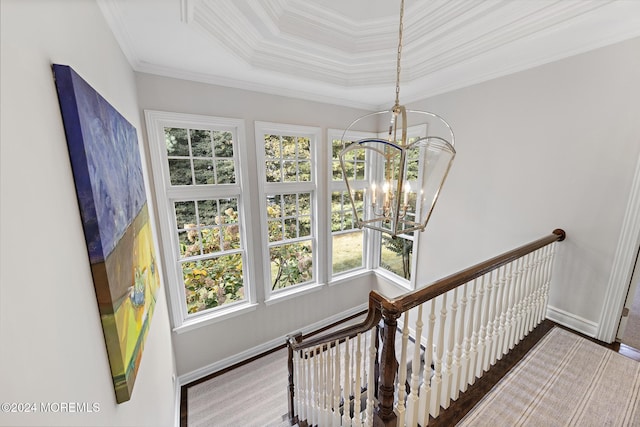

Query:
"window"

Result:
[[255, 123, 320, 299], [376, 131, 425, 284], [145, 111, 254, 329], [145, 111, 425, 330], [329, 129, 372, 275]]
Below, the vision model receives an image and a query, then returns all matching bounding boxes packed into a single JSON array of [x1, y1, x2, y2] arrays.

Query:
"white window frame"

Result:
[[255, 122, 322, 303], [327, 129, 377, 277], [145, 110, 257, 332]]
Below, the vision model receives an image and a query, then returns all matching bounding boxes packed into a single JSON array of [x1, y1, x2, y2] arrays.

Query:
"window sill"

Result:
[[265, 282, 324, 306], [329, 269, 373, 287], [374, 268, 413, 291], [173, 301, 259, 334]]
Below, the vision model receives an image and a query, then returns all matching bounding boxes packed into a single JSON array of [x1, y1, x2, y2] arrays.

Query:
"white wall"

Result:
[[408, 37, 640, 336], [0, 1, 176, 426], [135, 74, 377, 377]]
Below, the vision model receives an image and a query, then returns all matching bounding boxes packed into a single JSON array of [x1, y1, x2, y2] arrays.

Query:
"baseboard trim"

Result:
[[546, 305, 598, 338], [177, 303, 368, 386]]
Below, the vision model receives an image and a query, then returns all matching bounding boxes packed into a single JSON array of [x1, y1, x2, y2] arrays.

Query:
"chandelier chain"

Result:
[[395, 0, 405, 108]]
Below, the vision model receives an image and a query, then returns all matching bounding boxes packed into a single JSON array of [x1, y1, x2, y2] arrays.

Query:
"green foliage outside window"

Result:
[[180, 208, 244, 314], [267, 196, 313, 290], [381, 235, 413, 280]]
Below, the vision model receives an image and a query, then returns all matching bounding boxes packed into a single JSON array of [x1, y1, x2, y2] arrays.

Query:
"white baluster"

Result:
[[442, 290, 456, 407], [301, 350, 308, 423], [452, 285, 466, 399], [460, 282, 473, 391], [365, 328, 376, 427], [540, 244, 555, 323], [529, 249, 542, 332], [342, 337, 351, 427], [320, 347, 329, 426], [294, 351, 301, 420], [468, 278, 480, 385], [312, 346, 319, 427], [522, 253, 535, 339], [483, 270, 495, 372], [353, 334, 363, 427], [491, 266, 505, 364], [476, 274, 488, 378], [406, 305, 424, 426], [504, 260, 518, 353], [418, 299, 436, 426], [431, 293, 446, 417], [499, 262, 513, 357], [333, 340, 341, 427], [397, 313, 410, 426], [512, 256, 525, 348], [516, 254, 531, 343]]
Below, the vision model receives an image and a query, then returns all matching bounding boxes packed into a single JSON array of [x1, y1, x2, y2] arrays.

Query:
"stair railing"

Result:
[[287, 229, 565, 427]]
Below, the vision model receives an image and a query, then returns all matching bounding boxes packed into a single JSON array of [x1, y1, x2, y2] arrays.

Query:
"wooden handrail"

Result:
[[289, 293, 385, 351], [289, 229, 565, 351], [377, 228, 566, 314]]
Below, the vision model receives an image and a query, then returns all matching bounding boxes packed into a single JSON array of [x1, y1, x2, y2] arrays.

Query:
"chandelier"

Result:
[[339, 0, 456, 237]]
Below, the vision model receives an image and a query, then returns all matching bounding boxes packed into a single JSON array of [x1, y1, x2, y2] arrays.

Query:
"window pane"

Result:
[[283, 161, 297, 182], [333, 231, 363, 274], [190, 129, 212, 157], [270, 241, 313, 290], [332, 160, 342, 180], [267, 195, 282, 217], [216, 160, 236, 184], [201, 227, 222, 255], [175, 201, 196, 228], [179, 230, 199, 258], [299, 216, 311, 237], [213, 131, 234, 157], [298, 137, 311, 159], [266, 161, 281, 182], [223, 224, 241, 250], [299, 193, 311, 215], [182, 254, 244, 314], [355, 156, 365, 180], [264, 134, 280, 158], [332, 139, 343, 158], [299, 160, 311, 181], [284, 218, 297, 239], [165, 127, 189, 156], [267, 219, 283, 242], [380, 236, 413, 280], [168, 159, 192, 185], [331, 190, 363, 232], [282, 136, 296, 159], [197, 200, 218, 226], [283, 194, 296, 216], [218, 198, 239, 224], [193, 159, 214, 185]]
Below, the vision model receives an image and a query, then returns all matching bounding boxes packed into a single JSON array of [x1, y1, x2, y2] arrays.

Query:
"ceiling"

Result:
[[98, 0, 640, 110]]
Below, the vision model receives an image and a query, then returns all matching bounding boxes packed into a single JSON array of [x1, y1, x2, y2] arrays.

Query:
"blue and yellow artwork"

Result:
[[53, 64, 160, 403]]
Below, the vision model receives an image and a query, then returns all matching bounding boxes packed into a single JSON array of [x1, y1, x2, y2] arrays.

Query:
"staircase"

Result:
[[287, 229, 565, 427]]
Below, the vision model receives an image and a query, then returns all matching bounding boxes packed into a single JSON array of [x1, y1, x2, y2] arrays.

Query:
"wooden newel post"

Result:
[[374, 309, 400, 427], [287, 333, 302, 422]]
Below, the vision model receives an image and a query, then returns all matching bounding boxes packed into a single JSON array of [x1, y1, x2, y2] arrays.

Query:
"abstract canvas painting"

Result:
[[53, 64, 160, 403]]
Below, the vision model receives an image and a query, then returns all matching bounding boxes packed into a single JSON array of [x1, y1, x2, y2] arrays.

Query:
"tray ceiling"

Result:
[[98, 0, 640, 109]]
